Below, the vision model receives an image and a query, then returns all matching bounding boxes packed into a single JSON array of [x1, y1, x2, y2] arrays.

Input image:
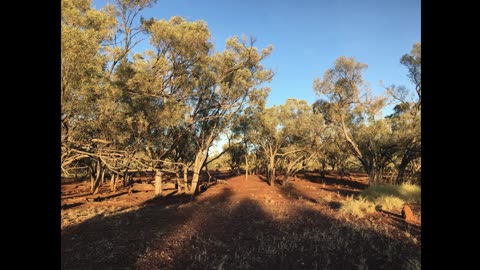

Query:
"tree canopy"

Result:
[[61, 0, 420, 196]]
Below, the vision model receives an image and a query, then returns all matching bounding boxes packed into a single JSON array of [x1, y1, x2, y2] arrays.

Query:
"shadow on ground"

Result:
[[300, 171, 368, 190], [61, 176, 420, 270]]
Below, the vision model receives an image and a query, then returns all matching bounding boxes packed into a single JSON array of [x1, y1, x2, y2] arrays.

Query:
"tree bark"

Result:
[[396, 157, 410, 184], [321, 158, 326, 179], [268, 155, 276, 186], [245, 155, 248, 181], [90, 169, 95, 192], [367, 166, 383, 186], [154, 170, 162, 196], [188, 151, 205, 194], [92, 159, 102, 194], [183, 165, 188, 193], [101, 167, 106, 185], [110, 174, 116, 192]]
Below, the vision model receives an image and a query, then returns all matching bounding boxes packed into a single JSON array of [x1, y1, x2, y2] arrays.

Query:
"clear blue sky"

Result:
[[93, 0, 420, 114]]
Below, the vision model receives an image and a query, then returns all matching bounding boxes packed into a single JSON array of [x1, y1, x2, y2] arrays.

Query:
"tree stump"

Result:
[[402, 205, 415, 222]]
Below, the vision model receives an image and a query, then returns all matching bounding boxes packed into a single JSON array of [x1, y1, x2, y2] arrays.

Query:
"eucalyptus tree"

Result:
[[386, 43, 421, 183], [249, 99, 322, 186], [313, 56, 397, 185], [61, 0, 274, 196], [131, 17, 273, 194], [184, 36, 273, 194], [61, 0, 119, 193]]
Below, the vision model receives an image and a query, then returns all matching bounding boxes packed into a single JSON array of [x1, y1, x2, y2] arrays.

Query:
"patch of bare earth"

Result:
[[61, 172, 420, 269]]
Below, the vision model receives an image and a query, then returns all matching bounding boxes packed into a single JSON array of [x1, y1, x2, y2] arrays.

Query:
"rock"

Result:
[[402, 205, 415, 222]]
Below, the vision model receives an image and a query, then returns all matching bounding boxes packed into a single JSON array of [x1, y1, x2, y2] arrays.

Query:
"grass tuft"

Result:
[[340, 196, 376, 218]]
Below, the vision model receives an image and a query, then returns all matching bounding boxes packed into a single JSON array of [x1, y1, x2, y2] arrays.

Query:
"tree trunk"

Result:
[[154, 170, 162, 196], [245, 155, 248, 181], [188, 152, 205, 194], [321, 158, 326, 179], [176, 176, 182, 193], [92, 160, 102, 194], [396, 158, 409, 184], [183, 165, 188, 193], [367, 166, 383, 186], [269, 167, 275, 186], [110, 174, 116, 192], [101, 167, 106, 185], [268, 156, 276, 186], [282, 170, 291, 186], [90, 168, 95, 192]]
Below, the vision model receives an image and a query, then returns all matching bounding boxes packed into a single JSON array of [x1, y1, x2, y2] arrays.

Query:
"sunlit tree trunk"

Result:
[[154, 169, 162, 196], [268, 155, 276, 186], [245, 155, 248, 181], [101, 166, 106, 185], [92, 159, 102, 194], [110, 174, 116, 192], [183, 165, 188, 193], [188, 150, 205, 194]]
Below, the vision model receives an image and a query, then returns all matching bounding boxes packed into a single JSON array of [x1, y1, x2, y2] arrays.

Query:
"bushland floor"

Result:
[[61, 171, 420, 269]]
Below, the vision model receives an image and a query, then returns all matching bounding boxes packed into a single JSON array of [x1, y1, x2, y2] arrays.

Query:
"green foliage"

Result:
[[61, 0, 421, 196], [61, 0, 274, 190]]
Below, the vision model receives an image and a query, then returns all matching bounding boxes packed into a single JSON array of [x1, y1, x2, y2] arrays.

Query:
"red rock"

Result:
[[402, 205, 415, 222]]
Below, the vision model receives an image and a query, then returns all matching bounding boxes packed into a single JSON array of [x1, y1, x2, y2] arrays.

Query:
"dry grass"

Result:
[[374, 196, 405, 211], [340, 196, 376, 218], [362, 183, 421, 204], [341, 183, 420, 217]]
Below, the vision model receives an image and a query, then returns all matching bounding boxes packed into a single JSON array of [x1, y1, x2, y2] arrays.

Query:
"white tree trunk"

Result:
[[154, 170, 162, 196], [188, 151, 205, 194]]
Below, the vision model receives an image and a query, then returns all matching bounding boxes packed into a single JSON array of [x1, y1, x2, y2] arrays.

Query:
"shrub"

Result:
[[340, 196, 376, 218], [341, 183, 421, 218], [362, 183, 421, 204], [374, 196, 405, 211]]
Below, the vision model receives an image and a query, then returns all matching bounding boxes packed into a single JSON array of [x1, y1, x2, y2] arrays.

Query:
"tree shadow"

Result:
[[328, 201, 342, 209], [320, 187, 361, 197], [165, 194, 419, 269], [61, 186, 234, 270], [62, 179, 420, 269], [300, 171, 368, 190], [257, 174, 271, 185], [61, 202, 84, 210], [277, 182, 319, 204]]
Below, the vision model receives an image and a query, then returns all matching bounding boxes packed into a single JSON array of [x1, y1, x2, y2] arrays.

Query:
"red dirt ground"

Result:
[[61, 172, 421, 269]]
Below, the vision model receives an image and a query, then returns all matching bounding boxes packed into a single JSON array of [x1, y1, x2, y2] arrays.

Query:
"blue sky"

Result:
[[93, 0, 420, 114]]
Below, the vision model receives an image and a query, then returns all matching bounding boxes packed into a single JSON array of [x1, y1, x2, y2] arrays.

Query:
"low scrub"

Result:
[[341, 183, 421, 218], [340, 196, 376, 218], [362, 183, 421, 204]]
